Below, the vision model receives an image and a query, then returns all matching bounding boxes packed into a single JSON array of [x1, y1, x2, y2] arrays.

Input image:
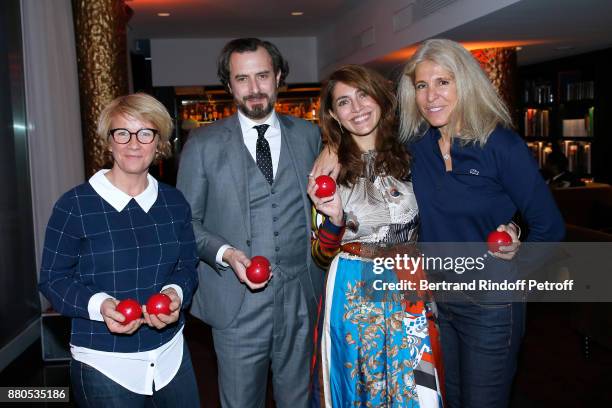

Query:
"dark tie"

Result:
[[254, 124, 273, 184]]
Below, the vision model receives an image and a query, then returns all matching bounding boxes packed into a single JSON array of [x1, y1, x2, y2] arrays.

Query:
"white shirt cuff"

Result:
[[88, 292, 115, 321], [216, 244, 233, 267], [161, 284, 184, 304]]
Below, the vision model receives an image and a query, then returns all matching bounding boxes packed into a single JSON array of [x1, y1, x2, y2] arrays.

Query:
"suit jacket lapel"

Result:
[[223, 115, 251, 239], [278, 115, 311, 230]]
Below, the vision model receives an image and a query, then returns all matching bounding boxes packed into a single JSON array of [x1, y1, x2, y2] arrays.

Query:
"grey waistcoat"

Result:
[[245, 140, 309, 279]]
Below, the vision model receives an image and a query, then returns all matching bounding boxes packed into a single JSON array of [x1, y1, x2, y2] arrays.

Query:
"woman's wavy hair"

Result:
[[398, 38, 512, 145], [97, 93, 173, 164], [320, 65, 410, 186]]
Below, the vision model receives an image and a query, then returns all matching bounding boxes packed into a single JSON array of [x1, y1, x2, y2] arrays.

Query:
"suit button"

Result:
[[273, 217, 278, 222], [275, 247, 280, 252], [276, 260, 281, 265], [271, 189, 276, 194], [274, 231, 279, 236], [246, 240, 251, 247], [272, 203, 277, 208]]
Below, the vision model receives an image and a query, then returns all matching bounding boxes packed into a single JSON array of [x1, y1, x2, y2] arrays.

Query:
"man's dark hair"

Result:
[[217, 38, 289, 92]]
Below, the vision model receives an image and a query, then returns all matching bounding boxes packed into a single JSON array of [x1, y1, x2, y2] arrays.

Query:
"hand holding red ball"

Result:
[[143, 289, 181, 330], [100, 298, 143, 334], [146, 293, 172, 316], [487, 230, 513, 253], [314, 175, 336, 198], [116, 298, 142, 324], [246, 256, 271, 284]]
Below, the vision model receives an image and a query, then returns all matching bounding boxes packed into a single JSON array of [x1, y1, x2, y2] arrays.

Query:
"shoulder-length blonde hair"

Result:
[[97, 93, 174, 163], [398, 38, 512, 145]]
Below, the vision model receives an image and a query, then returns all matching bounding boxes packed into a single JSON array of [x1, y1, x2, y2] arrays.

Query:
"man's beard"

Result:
[[236, 92, 276, 120]]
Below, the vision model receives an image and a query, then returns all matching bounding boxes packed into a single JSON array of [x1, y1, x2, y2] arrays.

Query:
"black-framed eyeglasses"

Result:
[[109, 128, 159, 144]]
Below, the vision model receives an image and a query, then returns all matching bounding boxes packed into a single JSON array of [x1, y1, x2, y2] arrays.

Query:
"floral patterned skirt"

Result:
[[311, 253, 443, 408]]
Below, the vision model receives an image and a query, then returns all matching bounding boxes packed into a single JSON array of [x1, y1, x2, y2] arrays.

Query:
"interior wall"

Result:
[[151, 36, 318, 86], [0, 0, 38, 372], [21, 0, 84, 279]]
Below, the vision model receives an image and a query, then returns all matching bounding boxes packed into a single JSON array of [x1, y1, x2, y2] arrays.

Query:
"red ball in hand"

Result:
[[246, 256, 271, 284], [314, 175, 336, 198], [487, 230, 513, 253], [116, 299, 142, 324], [146, 293, 172, 316]]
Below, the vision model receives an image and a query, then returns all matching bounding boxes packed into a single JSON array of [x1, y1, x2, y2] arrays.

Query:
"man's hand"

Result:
[[223, 247, 272, 290], [489, 223, 521, 260], [309, 145, 340, 181], [143, 288, 181, 330], [101, 298, 143, 335]]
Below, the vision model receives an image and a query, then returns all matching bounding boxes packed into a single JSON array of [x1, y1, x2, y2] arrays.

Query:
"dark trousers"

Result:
[[437, 299, 526, 408], [70, 342, 200, 408]]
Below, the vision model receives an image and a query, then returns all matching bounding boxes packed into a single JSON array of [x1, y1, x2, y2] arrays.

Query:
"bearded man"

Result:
[[176, 38, 323, 408]]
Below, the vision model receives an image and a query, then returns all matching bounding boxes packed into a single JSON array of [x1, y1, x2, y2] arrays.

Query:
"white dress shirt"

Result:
[[215, 111, 283, 266], [71, 169, 185, 395], [237, 109, 282, 176]]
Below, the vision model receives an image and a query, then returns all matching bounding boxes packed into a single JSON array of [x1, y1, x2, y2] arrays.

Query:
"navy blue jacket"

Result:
[[410, 126, 565, 244]]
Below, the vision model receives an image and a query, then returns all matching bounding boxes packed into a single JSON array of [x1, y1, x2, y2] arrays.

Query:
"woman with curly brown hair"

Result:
[[309, 65, 443, 407]]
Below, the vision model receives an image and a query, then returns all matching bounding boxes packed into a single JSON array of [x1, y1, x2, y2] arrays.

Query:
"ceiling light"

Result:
[[515, 46, 522, 51], [157, 12, 170, 17], [291, 11, 304, 16]]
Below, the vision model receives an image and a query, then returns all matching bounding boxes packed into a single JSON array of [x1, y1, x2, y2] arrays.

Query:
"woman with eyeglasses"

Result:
[[39, 93, 200, 407]]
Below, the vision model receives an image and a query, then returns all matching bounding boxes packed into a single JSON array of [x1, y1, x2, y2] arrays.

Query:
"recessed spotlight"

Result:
[[291, 11, 304, 16], [515, 46, 522, 51], [157, 12, 170, 17]]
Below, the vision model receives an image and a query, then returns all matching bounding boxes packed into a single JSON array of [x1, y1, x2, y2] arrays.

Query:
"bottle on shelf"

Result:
[[564, 80, 595, 102], [524, 108, 550, 137]]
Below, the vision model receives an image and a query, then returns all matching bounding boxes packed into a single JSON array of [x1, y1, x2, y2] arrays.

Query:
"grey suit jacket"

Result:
[[176, 113, 323, 329]]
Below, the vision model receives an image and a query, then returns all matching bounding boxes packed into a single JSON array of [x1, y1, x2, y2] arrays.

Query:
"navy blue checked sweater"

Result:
[[39, 182, 198, 353]]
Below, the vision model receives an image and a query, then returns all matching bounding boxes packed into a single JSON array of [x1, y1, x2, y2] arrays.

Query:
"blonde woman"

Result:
[[39, 93, 200, 407], [397, 39, 564, 408]]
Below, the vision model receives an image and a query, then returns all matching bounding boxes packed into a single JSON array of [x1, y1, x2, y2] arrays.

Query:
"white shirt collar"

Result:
[[89, 169, 158, 213], [237, 109, 280, 136]]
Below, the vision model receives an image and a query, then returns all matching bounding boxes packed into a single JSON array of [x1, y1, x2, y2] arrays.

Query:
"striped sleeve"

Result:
[[311, 205, 344, 269]]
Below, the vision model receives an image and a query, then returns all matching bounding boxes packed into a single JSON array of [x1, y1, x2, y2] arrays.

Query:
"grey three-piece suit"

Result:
[[176, 113, 323, 407]]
